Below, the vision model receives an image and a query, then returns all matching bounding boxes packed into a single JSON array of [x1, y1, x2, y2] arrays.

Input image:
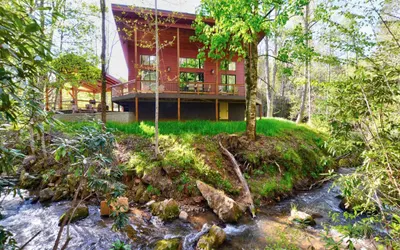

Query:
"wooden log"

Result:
[[219, 141, 256, 217]]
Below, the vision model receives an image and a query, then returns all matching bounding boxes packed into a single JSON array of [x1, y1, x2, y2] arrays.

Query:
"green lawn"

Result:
[[106, 118, 314, 137]]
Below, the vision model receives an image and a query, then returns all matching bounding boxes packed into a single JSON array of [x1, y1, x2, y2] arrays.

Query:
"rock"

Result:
[[145, 200, 156, 207], [179, 211, 188, 221], [100, 200, 111, 216], [52, 187, 69, 202], [142, 168, 174, 196], [100, 197, 129, 216], [58, 205, 89, 226], [19, 170, 40, 189], [150, 199, 180, 221], [66, 174, 78, 193], [288, 209, 316, 226], [196, 180, 242, 223], [138, 190, 151, 204], [22, 155, 37, 169], [123, 224, 138, 240], [196, 225, 226, 250], [154, 238, 181, 250], [31, 196, 40, 204], [129, 207, 152, 221], [39, 188, 55, 202], [133, 183, 146, 202]]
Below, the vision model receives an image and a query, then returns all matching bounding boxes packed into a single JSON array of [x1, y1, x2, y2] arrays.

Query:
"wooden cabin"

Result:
[[111, 5, 262, 121]]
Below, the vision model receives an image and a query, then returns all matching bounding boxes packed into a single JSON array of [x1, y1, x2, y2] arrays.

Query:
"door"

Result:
[[219, 102, 229, 120]]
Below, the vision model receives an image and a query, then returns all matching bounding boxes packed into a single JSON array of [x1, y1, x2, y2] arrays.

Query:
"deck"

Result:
[[111, 80, 248, 101]]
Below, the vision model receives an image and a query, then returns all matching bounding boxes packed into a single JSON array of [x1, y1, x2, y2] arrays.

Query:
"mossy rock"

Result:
[[288, 209, 316, 226], [134, 183, 146, 202], [123, 224, 138, 240], [52, 187, 69, 202], [154, 238, 181, 250], [58, 205, 89, 226], [150, 199, 180, 221], [196, 225, 226, 250], [39, 188, 55, 202], [19, 170, 41, 189]]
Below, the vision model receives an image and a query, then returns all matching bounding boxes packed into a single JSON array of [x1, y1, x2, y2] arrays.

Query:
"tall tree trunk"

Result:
[[271, 22, 278, 117], [154, 0, 160, 156], [100, 0, 106, 124], [245, 41, 258, 141], [296, 3, 310, 124], [265, 37, 272, 117]]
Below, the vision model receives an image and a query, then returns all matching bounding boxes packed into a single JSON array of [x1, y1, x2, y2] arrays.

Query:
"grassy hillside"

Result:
[[55, 118, 331, 204]]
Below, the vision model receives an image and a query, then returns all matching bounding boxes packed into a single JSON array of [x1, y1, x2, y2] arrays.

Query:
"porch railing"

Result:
[[111, 80, 246, 98]]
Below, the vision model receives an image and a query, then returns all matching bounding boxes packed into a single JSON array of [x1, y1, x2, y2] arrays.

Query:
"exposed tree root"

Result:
[[219, 141, 256, 218]]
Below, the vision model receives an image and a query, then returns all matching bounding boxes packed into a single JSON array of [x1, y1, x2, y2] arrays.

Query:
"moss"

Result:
[[150, 199, 180, 221], [154, 238, 181, 250], [197, 225, 226, 250], [58, 205, 89, 226]]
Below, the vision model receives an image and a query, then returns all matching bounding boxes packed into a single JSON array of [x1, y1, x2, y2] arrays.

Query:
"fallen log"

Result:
[[219, 141, 256, 218]]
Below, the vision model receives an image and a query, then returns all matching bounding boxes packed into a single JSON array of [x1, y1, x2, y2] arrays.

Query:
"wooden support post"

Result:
[[215, 99, 219, 121], [259, 104, 263, 119], [135, 97, 139, 122], [177, 28, 180, 93], [118, 104, 120, 112], [59, 89, 63, 110], [45, 87, 49, 111], [177, 98, 181, 121], [134, 28, 138, 91]]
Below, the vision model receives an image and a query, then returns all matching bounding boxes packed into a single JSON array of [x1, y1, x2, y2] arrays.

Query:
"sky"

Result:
[[107, 0, 201, 80]]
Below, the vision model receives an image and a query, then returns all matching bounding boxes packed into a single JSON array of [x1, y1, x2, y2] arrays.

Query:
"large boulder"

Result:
[[196, 180, 242, 223], [196, 225, 226, 250], [39, 188, 55, 202], [100, 197, 129, 216], [288, 209, 316, 226], [58, 205, 89, 226], [154, 238, 181, 250], [150, 199, 180, 221]]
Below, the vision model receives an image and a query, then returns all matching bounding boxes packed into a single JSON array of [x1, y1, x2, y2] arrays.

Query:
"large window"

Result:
[[221, 74, 236, 84], [179, 57, 204, 69], [141, 70, 156, 81], [140, 55, 156, 66], [221, 74, 236, 93], [220, 61, 236, 71], [180, 72, 204, 83]]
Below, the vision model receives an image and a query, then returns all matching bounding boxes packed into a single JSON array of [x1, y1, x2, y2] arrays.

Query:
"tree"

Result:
[[194, 0, 305, 140], [100, 0, 106, 123]]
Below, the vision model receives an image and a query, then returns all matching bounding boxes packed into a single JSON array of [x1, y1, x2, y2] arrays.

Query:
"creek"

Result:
[[0, 169, 374, 249]]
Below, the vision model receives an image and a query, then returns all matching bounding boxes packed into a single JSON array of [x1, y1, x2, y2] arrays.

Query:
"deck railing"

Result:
[[111, 80, 246, 98]]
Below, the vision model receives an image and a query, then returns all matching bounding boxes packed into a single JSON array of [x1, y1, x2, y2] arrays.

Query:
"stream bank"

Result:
[[0, 169, 376, 250]]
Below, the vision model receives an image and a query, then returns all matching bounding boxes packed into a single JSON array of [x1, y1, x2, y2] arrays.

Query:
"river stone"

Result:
[[123, 224, 138, 240], [288, 209, 316, 226], [58, 205, 89, 226], [154, 238, 181, 250], [196, 225, 226, 250], [179, 211, 188, 221], [39, 188, 55, 202], [150, 199, 180, 221], [196, 180, 242, 223]]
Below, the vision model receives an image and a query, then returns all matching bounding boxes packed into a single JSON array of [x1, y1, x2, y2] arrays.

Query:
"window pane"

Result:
[[140, 55, 148, 65], [221, 75, 226, 84], [229, 62, 236, 71], [149, 56, 156, 65], [228, 75, 236, 84], [150, 71, 156, 81]]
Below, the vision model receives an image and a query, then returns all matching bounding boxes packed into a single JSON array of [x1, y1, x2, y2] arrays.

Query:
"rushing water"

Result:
[[0, 169, 374, 250]]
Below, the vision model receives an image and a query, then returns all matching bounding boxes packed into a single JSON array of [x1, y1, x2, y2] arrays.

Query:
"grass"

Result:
[[99, 118, 314, 137]]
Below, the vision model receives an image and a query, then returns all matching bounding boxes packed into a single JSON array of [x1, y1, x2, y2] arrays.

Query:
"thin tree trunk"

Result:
[[154, 0, 160, 156], [245, 41, 258, 141], [29, 122, 36, 155], [265, 37, 272, 117], [100, 0, 107, 124], [271, 21, 278, 117], [296, 3, 310, 124]]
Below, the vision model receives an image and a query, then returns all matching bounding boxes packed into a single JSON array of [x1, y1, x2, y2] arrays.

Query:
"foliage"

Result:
[[0, 226, 18, 250], [110, 240, 131, 250]]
